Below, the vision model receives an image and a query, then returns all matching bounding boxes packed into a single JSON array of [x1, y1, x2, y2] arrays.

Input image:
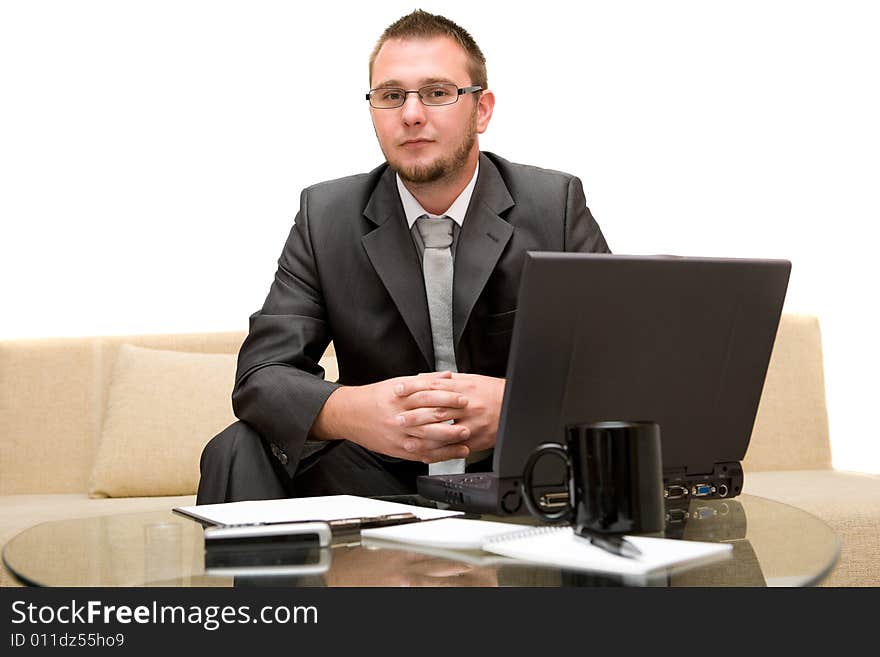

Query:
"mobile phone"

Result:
[[204, 521, 332, 547]]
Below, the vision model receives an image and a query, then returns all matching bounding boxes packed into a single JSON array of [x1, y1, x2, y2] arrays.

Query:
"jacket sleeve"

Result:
[[564, 175, 611, 254], [231, 187, 341, 476]]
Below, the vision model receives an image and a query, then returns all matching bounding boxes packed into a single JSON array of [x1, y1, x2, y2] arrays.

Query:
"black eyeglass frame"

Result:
[[365, 84, 483, 108]]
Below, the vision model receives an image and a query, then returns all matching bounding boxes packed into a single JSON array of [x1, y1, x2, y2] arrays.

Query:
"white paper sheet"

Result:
[[174, 494, 463, 526]]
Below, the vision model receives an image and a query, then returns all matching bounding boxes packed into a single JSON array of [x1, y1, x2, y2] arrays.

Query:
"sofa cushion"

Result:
[[0, 337, 103, 495], [0, 332, 248, 496], [88, 345, 238, 497]]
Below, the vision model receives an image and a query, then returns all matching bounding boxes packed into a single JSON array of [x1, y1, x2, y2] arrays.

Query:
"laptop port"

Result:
[[717, 483, 729, 497], [539, 491, 570, 508], [665, 507, 688, 524], [664, 485, 689, 500], [691, 484, 716, 497], [501, 490, 522, 514]]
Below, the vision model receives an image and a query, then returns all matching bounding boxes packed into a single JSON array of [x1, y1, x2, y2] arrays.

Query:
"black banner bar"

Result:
[[0, 587, 873, 652]]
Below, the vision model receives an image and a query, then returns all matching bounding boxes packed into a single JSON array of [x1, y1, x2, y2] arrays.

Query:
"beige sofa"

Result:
[[1, 315, 877, 586], [741, 315, 880, 586]]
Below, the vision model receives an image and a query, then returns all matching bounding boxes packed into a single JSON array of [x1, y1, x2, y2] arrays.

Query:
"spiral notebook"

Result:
[[362, 518, 733, 576]]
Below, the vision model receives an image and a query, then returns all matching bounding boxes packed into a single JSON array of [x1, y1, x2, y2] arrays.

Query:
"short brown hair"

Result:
[[369, 10, 487, 89]]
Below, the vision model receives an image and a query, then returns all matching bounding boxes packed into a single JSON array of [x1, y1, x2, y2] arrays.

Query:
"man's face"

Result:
[[369, 36, 493, 184]]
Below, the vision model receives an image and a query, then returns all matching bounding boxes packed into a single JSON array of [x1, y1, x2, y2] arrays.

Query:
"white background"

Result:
[[2, 1, 878, 472]]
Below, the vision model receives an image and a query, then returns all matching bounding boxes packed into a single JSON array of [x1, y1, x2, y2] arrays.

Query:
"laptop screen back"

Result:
[[494, 253, 790, 478]]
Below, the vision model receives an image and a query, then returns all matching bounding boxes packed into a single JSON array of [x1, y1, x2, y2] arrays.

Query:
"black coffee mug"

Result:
[[522, 421, 664, 535]]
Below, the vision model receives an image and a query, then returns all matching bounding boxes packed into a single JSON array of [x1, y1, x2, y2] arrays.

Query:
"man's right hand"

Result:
[[311, 372, 472, 463]]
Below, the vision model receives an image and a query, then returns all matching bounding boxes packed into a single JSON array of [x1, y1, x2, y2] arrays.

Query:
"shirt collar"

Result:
[[396, 162, 480, 229]]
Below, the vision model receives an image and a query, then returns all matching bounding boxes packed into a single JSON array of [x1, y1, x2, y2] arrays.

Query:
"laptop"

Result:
[[416, 253, 791, 515]]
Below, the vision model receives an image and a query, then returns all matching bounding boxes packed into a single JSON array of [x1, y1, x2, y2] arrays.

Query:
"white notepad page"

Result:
[[361, 518, 528, 567], [362, 518, 528, 549], [484, 527, 733, 576], [362, 518, 733, 576], [175, 494, 463, 526]]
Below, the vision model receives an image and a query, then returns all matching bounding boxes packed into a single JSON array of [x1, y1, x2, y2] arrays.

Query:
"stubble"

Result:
[[386, 104, 478, 185]]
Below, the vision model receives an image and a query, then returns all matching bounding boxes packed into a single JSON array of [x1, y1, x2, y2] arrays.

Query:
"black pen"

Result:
[[328, 512, 420, 532], [577, 532, 643, 559], [211, 512, 421, 535]]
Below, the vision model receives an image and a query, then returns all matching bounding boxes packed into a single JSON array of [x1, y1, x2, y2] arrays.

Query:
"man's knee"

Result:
[[197, 421, 291, 504], [201, 421, 258, 471]]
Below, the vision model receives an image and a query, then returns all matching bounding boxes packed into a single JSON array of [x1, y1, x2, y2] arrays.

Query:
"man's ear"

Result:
[[475, 90, 495, 134]]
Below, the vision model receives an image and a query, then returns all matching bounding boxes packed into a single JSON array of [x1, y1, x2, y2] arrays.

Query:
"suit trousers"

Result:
[[196, 421, 430, 504]]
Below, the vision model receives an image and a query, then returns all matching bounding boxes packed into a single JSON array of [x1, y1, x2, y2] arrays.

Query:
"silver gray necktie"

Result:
[[416, 215, 465, 475]]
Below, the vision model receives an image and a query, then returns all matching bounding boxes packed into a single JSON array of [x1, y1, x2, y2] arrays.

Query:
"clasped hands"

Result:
[[390, 371, 505, 463], [318, 371, 505, 464]]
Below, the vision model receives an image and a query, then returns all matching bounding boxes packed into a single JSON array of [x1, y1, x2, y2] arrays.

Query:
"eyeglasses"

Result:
[[366, 83, 483, 109]]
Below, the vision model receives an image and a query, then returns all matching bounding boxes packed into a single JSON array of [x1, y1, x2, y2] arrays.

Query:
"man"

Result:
[[197, 10, 609, 504]]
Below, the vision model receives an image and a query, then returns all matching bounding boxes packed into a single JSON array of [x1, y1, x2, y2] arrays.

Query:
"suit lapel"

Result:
[[361, 155, 516, 369], [453, 154, 515, 349], [362, 166, 434, 369]]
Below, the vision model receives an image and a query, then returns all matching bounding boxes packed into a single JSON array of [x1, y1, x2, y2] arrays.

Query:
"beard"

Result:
[[388, 106, 478, 185]]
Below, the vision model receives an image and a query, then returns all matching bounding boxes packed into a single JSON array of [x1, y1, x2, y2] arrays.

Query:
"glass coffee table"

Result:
[[3, 494, 838, 587]]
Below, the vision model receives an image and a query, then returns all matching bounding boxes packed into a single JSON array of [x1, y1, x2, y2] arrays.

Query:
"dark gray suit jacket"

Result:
[[232, 151, 610, 477]]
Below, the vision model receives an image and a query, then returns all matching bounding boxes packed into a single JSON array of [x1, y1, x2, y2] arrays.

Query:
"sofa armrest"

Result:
[[744, 314, 832, 472]]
